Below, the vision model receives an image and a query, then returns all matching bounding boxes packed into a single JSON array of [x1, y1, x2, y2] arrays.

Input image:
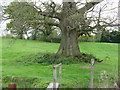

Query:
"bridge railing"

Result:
[[53, 63, 62, 88]]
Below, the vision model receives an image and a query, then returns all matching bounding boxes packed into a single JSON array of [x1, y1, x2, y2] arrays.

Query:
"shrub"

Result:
[[2, 34, 14, 38], [97, 70, 117, 88], [39, 35, 61, 43], [100, 30, 120, 43], [2, 76, 38, 88], [16, 53, 78, 65], [109, 31, 120, 43], [16, 52, 102, 65], [16, 53, 54, 65], [78, 35, 95, 42]]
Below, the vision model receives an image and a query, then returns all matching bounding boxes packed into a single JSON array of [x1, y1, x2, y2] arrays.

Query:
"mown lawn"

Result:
[[1, 38, 118, 88]]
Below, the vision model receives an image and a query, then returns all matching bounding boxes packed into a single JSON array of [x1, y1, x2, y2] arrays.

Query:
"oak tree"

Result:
[[32, 0, 103, 58]]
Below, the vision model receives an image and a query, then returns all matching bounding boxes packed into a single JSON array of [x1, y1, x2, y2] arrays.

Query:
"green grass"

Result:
[[1, 37, 118, 88]]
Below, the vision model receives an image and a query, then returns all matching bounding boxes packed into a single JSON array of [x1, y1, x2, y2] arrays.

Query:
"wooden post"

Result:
[[59, 65, 62, 83], [89, 65, 94, 89], [53, 67, 56, 89], [8, 83, 16, 90], [53, 63, 62, 89], [89, 59, 95, 88]]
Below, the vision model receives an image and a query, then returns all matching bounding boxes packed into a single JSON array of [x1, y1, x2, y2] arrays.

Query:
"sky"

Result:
[[0, 0, 119, 36]]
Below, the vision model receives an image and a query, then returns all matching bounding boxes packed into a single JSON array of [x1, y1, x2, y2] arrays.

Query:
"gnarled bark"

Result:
[[56, 18, 81, 58], [56, 29, 81, 58]]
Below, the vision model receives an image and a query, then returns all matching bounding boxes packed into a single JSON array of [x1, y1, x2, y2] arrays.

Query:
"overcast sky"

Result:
[[0, 0, 119, 36]]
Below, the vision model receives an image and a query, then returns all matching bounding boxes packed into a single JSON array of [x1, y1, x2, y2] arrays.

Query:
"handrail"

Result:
[[53, 63, 62, 88], [53, 63, 62, 68]]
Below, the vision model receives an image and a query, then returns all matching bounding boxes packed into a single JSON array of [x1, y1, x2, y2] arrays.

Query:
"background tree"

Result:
[[4, 1, 58, 40], [4, 1, 39, 39], [109, 31, 120, 43], [100, 30, 120, 43]]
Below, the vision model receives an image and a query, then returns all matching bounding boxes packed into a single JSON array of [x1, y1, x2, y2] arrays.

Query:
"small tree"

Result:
[[4, 1, 57, 40]]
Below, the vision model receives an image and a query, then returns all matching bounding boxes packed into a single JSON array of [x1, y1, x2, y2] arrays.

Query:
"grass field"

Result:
[[1, 38, 118, 88]]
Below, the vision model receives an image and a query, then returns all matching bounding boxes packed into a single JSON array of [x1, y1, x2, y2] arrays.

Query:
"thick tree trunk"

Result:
[[55, 1, 81, 58], [18, 30, 24, 39], [31, 30, 38, 40], [32, 33, 37, 40], [19, 34, 23, 39], [56, 27, 81, 58]]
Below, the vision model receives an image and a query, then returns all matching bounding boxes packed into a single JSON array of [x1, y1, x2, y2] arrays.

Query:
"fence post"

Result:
[[59, 65, 62, 83], [53, 63, 62, 89], [53, 67, 56, 89], [8, 83, 16, 90], [89, 59, 95, 89]]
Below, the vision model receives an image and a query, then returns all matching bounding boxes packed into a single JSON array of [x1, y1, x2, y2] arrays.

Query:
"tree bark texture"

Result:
[[56, 18, 81, 57]]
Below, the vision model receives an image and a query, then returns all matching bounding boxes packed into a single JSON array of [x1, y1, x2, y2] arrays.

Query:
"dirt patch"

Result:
[[81, 66, 92, 69]]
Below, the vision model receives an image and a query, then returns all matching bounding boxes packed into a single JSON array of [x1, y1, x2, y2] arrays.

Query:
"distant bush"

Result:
[[109, 31, 120, 43], [39, 35, 61, 43], [78, 35, 95, 42], [2, 34, 14, 38], [100, 30, 120, 43]]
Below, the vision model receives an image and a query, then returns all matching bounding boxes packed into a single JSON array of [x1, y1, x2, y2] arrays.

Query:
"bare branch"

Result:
[[77, 0, 103, 14], [40, 21, 60, 27], [40, 12, 61, 20], [30, 2, 61, 20]]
